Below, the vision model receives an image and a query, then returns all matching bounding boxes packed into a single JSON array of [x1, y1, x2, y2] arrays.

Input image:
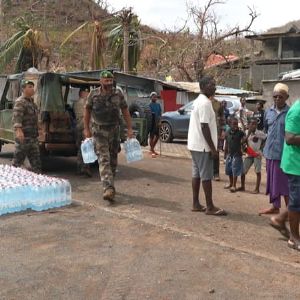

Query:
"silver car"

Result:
[[159, 95, 241, 143]]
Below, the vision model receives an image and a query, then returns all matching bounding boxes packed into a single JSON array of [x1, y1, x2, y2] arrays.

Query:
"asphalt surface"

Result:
[[0, 144, 300, 300]]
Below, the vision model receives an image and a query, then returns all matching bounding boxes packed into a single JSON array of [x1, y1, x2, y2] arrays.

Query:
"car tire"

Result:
[[129, 101, 153, 146], [159, 122, 173, 143]]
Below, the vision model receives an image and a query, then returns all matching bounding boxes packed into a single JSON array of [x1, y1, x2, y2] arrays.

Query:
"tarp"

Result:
[[39, 73, 65, 112]]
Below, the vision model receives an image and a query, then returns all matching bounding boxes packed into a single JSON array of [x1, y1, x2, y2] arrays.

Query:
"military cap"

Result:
[[21, 79, 35, 88], [100, 70, 114, 78]]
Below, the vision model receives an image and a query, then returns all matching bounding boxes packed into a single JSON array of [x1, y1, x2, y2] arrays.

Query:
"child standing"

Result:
[[241, 118, 267, 193], [224, 117, 245, 193]]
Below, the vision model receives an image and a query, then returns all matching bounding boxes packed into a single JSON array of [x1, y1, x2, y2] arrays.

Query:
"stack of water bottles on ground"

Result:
[[0, 165, 72, 216]]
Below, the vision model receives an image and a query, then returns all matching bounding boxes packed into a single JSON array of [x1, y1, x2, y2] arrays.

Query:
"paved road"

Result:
[[0, 144, 299, 299]]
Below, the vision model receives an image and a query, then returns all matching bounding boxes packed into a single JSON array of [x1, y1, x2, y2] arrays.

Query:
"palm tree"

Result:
[[60, 21, 106, 70], [60, 8, 142, 73], [106, 8, 141, 73], [0, 17, 44, 73]]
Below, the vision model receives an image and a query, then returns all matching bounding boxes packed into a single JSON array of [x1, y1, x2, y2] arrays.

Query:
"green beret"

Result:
[[21, 79, 34, 88], [100, 70, 114, 78]]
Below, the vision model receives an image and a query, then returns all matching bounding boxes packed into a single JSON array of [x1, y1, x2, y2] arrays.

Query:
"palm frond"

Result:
[[0, 30, 26, 52], [60, 21, 89, 49], [0, 31, 27, 72], [106, 24, 122, 38]]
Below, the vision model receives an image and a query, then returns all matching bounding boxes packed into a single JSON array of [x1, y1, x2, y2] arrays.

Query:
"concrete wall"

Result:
[[222, 64, 294, 92], [262, 79, 300, 108]]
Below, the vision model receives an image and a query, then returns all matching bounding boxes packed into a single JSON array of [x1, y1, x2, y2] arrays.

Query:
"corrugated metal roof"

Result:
[[163, 81, 257, 96]]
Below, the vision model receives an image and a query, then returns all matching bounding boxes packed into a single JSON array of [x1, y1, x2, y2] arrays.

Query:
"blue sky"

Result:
[[107, 0, 300, 33]]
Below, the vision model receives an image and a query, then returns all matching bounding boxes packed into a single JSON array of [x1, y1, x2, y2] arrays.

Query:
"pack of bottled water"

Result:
[[0, 165, 72, 216], [124, 138, 143, 163], [81, 138, 98, 164]]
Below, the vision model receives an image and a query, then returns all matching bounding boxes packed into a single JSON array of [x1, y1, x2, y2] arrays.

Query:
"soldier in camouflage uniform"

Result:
[[73, 87, 91, 177], [12, 80, 41, 173], [84, 71, 133, 201]]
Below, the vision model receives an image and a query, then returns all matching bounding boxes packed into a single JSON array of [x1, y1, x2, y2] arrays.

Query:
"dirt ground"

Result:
[[0, 144, 300, 300]]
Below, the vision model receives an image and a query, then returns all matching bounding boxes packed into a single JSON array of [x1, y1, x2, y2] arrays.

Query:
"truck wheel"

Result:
[[159, 122, 173, 143]]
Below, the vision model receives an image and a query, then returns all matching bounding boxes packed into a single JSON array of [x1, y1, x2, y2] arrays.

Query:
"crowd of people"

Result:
[[11, 72, 300, 252], [188, 76, 300, 251]]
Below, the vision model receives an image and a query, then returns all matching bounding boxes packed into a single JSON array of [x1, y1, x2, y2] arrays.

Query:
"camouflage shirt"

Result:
[[73, 97, 86, 129], [12, 95, 39, 139], [86, 87, 128, 126]]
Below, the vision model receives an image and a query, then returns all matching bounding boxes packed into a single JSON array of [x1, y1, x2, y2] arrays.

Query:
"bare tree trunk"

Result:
[[123, 23, 129, 73]]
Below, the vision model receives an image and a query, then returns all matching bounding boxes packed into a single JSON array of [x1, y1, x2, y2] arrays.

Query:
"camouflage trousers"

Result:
[[76, 125, 90, 173], [12, 138, 41, 173], [93, 124, 120, 191]]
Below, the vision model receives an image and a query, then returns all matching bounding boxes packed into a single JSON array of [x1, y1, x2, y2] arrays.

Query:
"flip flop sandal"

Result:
[[269, 221, 290, 239], [251, 190, 260, 194], [288, 239, 300, 251], [224, 185, 232, 189], [206, 209, 227, 216], [191, 206, 206, 212]]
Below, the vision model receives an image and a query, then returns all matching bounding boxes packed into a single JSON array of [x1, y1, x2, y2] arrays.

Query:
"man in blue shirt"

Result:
[[149, 92, 162, 157], [259, 83, 290, 215]]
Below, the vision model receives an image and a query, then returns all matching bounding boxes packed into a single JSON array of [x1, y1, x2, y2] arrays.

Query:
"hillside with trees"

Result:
[[0, 0, 265, 83]]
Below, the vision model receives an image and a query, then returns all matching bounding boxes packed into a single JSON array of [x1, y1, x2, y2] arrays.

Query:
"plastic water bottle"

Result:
[[61, 179, 72, 205], [124, 138, 143, 163], [0, 164, 72, 214], [81, 138, 98, 163]]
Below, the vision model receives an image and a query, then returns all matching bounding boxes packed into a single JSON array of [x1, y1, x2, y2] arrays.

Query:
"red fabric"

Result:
[[246, 146, 259, 157]]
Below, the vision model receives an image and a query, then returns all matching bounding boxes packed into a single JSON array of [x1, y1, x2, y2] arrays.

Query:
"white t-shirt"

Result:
[[246, 129, 267, 154], [188, 94, 218, 152]]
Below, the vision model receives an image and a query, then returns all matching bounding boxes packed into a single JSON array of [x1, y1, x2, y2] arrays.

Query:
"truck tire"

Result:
[[129, 101, 153, 146]]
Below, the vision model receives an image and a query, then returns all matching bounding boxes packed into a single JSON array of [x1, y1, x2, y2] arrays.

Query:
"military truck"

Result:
[[0, 70, 149, 155]]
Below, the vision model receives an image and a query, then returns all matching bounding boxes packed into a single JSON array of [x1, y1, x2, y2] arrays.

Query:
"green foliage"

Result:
[[0, 17, 42, 73], [105, 14, 141, 71], [0, 30, 26, 72], [60, 21, 90, 49]]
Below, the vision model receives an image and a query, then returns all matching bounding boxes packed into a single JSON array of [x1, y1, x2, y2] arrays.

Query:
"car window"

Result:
[[226, 101, 233, 108], [183, 101, 194, 112]]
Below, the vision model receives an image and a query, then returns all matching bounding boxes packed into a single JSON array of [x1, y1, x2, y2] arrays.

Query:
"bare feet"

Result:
[[224, 184, 232, 189], [236, 186, 245, 192], [259, 207, 279, 216], [230, 187, 236, 193]]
